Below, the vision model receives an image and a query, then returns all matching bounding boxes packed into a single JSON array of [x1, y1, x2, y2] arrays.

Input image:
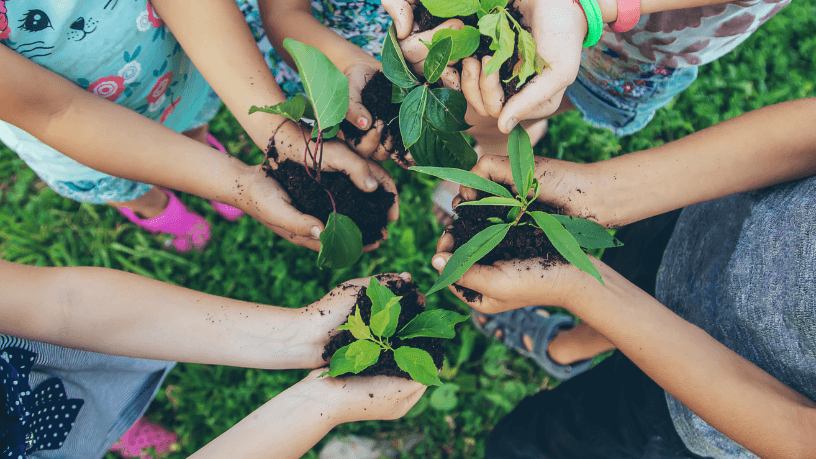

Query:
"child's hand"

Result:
[[460, 154, 607, 226], [299, 367, 427, 424], [432, 231, 594, 314], [461, 0, 588, 133], [298, 273, 415, 368]]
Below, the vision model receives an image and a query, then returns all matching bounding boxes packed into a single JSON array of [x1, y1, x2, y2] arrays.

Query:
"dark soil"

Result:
[[340, 71, 410, 165], [322, 276, 445, 379], [263, 158, 395, 245], [448, 190, 566, 301], [415, 2, 527, 101]]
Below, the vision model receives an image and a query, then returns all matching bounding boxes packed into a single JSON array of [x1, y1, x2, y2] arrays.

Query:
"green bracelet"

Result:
[[576, 0, 603, 47]]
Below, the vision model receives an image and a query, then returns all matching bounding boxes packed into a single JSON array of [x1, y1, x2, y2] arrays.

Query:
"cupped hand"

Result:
[[432, 232, 592, 314], [299, 273, 415, 368], [461, 0, 587, 133], [300, 367, 428, 424]]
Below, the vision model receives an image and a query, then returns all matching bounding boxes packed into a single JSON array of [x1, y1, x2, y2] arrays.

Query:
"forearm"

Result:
[[259, 0, 380, 72], [591, 0, 737, 23], [571, 263, 816, 458], [0, 261, 323, 369], [588, 98, 816, 226], [151, 0, 290, 150], [0, 47, 250, 206], [188, 378, 336, 459]]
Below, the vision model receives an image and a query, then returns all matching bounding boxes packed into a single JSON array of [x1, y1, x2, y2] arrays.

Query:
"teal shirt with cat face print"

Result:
[[0, 0, 211, 182]]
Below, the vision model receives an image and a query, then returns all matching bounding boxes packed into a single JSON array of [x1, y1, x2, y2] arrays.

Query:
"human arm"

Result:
[[461, 97, 816, 227], [189, 369, 426, 459], [430, 248, 816, 458], [0, 259, 413, 369]]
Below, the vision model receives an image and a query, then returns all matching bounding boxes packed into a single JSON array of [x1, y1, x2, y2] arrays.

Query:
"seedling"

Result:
[[250, 39, 363, 269], [382, 26, 477, 170], [323, 277, 469, 386], [418, 0, 547, 89], [411, 124, 621, 296]]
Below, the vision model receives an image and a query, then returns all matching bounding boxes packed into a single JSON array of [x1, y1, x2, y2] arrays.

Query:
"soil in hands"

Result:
[[264, 152, 395, 245], [447, 190, 566, 301], [340, 71, 410, 165], [414, 2, 526, 101], [322, 276, 445, 379]]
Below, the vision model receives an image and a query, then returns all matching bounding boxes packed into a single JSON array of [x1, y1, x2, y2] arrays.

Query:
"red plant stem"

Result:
[[315, 129, 324, 183], [296, 125, 318, 182]]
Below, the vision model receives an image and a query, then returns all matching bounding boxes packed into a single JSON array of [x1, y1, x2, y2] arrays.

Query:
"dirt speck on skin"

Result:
[[322, 279, 445, 380]]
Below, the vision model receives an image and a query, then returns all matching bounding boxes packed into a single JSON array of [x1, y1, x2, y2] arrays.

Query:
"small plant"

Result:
[[250, 39, 364, 269], [323, 277, 469, 386], [382, 26, 477, 170], [418, 0, 547, 89], [411, 124, 621, 296]]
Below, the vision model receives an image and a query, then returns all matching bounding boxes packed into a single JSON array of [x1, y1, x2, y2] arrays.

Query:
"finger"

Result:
[[362, 241, 381, 252], [322, 145, 380, 192], [267, 225, 323, 252], [398, 272, 412, 282], [480, 56, 504, 118], [460, 155, 515, 201], [352, 124, 385, 158], [461, 57, 487, 117], [260, 205, 325, 248], [439, 66, 461, 91], [381, 0, 414, 39], [499, 79, 569, 133], [347, 71, 375, 131], [431, 253, 505, 312], [367, 161, 400, 221], [435, 230, 455, 253]]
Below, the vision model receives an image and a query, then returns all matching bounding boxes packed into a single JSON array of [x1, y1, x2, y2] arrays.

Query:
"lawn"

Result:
[[1, 3, 814, 458]]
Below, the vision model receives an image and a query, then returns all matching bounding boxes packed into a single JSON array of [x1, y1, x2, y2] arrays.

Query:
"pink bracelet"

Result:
[[609, 0, 641, 33]]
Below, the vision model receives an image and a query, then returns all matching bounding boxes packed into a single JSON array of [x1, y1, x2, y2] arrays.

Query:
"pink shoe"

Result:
[[110, 416, 179, 459], [206, 133, 244, 221], [117, 188, 211, 252]]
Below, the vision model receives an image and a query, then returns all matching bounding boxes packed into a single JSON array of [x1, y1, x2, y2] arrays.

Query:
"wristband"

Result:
[[575, 0, 603, 47], [609, 0, 641, 32]]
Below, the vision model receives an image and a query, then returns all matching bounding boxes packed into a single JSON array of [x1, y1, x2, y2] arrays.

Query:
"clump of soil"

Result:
[[322, 276, 445, 379], [340, 71, 410, 165], [447, 190, 567, 301], [264, 156, 395, 246], [414, 2, 527, 101]]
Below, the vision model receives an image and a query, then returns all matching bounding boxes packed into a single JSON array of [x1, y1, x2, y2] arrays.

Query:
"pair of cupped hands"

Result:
[[235, 0, 592, 254]]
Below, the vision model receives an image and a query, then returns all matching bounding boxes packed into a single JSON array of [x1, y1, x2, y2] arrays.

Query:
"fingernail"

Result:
[[358, 117, 368, 128], [376, 123, 384, 133], [506, 118, 518, 131], [311, 226, 321, 239], [365, 176, 378, 190], [432, 257, 446, 270], [462, 69, 469, 78]]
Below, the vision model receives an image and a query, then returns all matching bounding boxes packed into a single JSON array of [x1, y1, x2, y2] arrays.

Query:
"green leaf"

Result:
[[317, 213, 363, 269], [419, 0, 481, 18], [424, 36, 453, 84], [392, 84, 408, 104], [367, 277, 397, 315], [409, 166, 513, 199], [480, 13, 514, 76], [529, 212, 604, 284], [337, 305, 372, 340], [428, 27, 480, 61], [371, 297, 402, 338], [513, 29, 541, 88], [455, 196, 523, 208], [283, 39, 348, 131], [436, 131, 478, 170], [430, 383, 460, 410], [248, 94, 308, 122], [382, 25, 420, 89], [400, 86, 428, 149], [427, 223, 511, 295], [409, 125, 476, 170], [328, 344, 356, 377], [346, 339, 381, 372], [312, 122, 340, 140], [508, 124, 535, 197], [397, 309, 469, 340], [425, 88, 471, 133], [480, 0, 508, 15], [551, 215, 621, 249], [394, 346, 442, 386], [488, 217, 504, 224], [507, 206, 521, 222]]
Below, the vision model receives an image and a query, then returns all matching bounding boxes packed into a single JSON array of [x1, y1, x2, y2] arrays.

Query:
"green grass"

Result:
[[2, 3, 815, 457]]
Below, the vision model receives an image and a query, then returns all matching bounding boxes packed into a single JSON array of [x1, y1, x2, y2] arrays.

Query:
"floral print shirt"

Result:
[[0, 0, 211, 182], [600, 0, 791, 67]]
